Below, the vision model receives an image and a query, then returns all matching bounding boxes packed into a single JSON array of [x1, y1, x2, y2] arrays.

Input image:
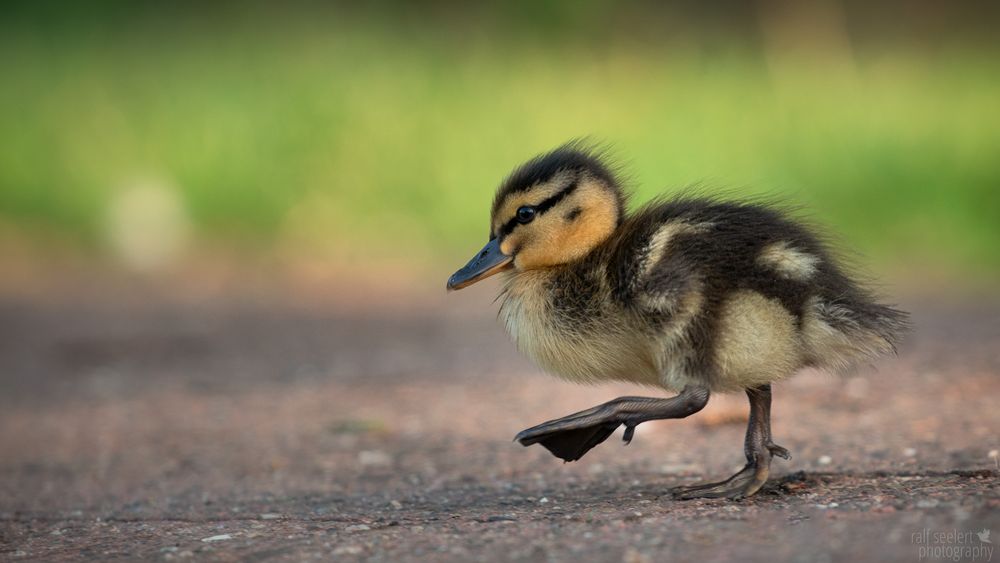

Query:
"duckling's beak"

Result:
[[447, 238, 514, 291]]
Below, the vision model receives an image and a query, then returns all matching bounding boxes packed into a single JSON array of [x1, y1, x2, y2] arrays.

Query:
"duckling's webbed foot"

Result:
[[515, 386, 709, 462], [673, 384, 790, 500]]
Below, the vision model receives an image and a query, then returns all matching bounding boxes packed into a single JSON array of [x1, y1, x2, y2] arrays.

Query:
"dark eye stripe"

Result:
[[534, 179, 579, 214], [497, 179, 579, 239]]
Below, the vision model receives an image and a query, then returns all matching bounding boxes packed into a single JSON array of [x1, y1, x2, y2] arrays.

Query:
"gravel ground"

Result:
[[0, 287, 998, 562]]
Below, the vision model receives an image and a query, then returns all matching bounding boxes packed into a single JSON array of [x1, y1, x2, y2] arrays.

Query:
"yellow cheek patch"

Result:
[[541, 204, 614, 264], [514, 178, 619, 269]]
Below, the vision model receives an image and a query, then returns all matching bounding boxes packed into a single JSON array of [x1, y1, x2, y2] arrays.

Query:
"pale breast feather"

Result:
[[499, 271, 662, 386]]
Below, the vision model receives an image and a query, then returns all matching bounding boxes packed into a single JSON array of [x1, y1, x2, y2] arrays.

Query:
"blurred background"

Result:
[[2, 2, 999, 560], [1, 0, 998, 295]]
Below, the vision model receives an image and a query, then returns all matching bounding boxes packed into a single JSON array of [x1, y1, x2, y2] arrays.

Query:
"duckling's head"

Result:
[[448, 144, 625, 290]]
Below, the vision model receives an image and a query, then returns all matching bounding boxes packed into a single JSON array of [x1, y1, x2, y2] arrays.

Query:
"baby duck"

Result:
[[447, 143, 908, 499]]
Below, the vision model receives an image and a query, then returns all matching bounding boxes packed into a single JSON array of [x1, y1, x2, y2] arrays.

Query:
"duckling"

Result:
[[447, 143, 908, 499]]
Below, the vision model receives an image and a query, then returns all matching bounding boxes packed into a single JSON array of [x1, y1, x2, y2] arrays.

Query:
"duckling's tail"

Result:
[[801, 292, 911, 374]]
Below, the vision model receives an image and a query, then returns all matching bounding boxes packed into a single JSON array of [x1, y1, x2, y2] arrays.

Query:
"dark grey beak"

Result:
[[447, 238, 514, 291]]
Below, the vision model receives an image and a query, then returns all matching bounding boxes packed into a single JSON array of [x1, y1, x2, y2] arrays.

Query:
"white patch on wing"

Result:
[[634, 221, 712, 312], [756, 241, 820, 281], [641, 221, 712, 280]]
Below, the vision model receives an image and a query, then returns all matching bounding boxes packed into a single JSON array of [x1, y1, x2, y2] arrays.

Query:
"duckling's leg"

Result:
[[514, 385, 709, 463], [672, 384, 790, 500]]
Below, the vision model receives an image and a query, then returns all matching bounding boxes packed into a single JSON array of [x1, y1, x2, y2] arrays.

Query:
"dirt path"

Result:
[[1, 290, 998, 562]]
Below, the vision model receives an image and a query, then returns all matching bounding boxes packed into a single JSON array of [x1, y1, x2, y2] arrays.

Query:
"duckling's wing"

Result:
[[622, 196, 909, 374], [605, 204, 708, 315]]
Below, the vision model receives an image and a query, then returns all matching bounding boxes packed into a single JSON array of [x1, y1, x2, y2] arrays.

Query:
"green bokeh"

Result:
[[1, 4, 998, 278]]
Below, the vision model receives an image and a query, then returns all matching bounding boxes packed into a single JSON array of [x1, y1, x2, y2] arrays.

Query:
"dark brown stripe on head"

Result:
[[497, 180, 580, 238], [492, 143, 620, 217]]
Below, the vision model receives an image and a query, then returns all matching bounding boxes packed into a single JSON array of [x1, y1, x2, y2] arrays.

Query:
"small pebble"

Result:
[[624, 511, 643, 522], [903, 448, 917, 457], [917, 499, 940, 508], [333, 545, 363, 555], [358, 450, 392, 467], [390, 500, 403, 510], [623, 547, 653, 563], [659, 463, 701, 474], [818, 455, 832, 465], [259, 513, 281, 520], [345, 524, 370, 532], [539, 497, 549, 504], [201, 534, 232, 542]]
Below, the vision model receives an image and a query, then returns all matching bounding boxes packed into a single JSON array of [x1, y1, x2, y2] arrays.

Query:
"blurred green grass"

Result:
[[1, 5, 998, 281]]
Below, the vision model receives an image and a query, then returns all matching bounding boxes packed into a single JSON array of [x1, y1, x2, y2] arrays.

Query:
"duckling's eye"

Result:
[[516, 206, 536, 224]]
